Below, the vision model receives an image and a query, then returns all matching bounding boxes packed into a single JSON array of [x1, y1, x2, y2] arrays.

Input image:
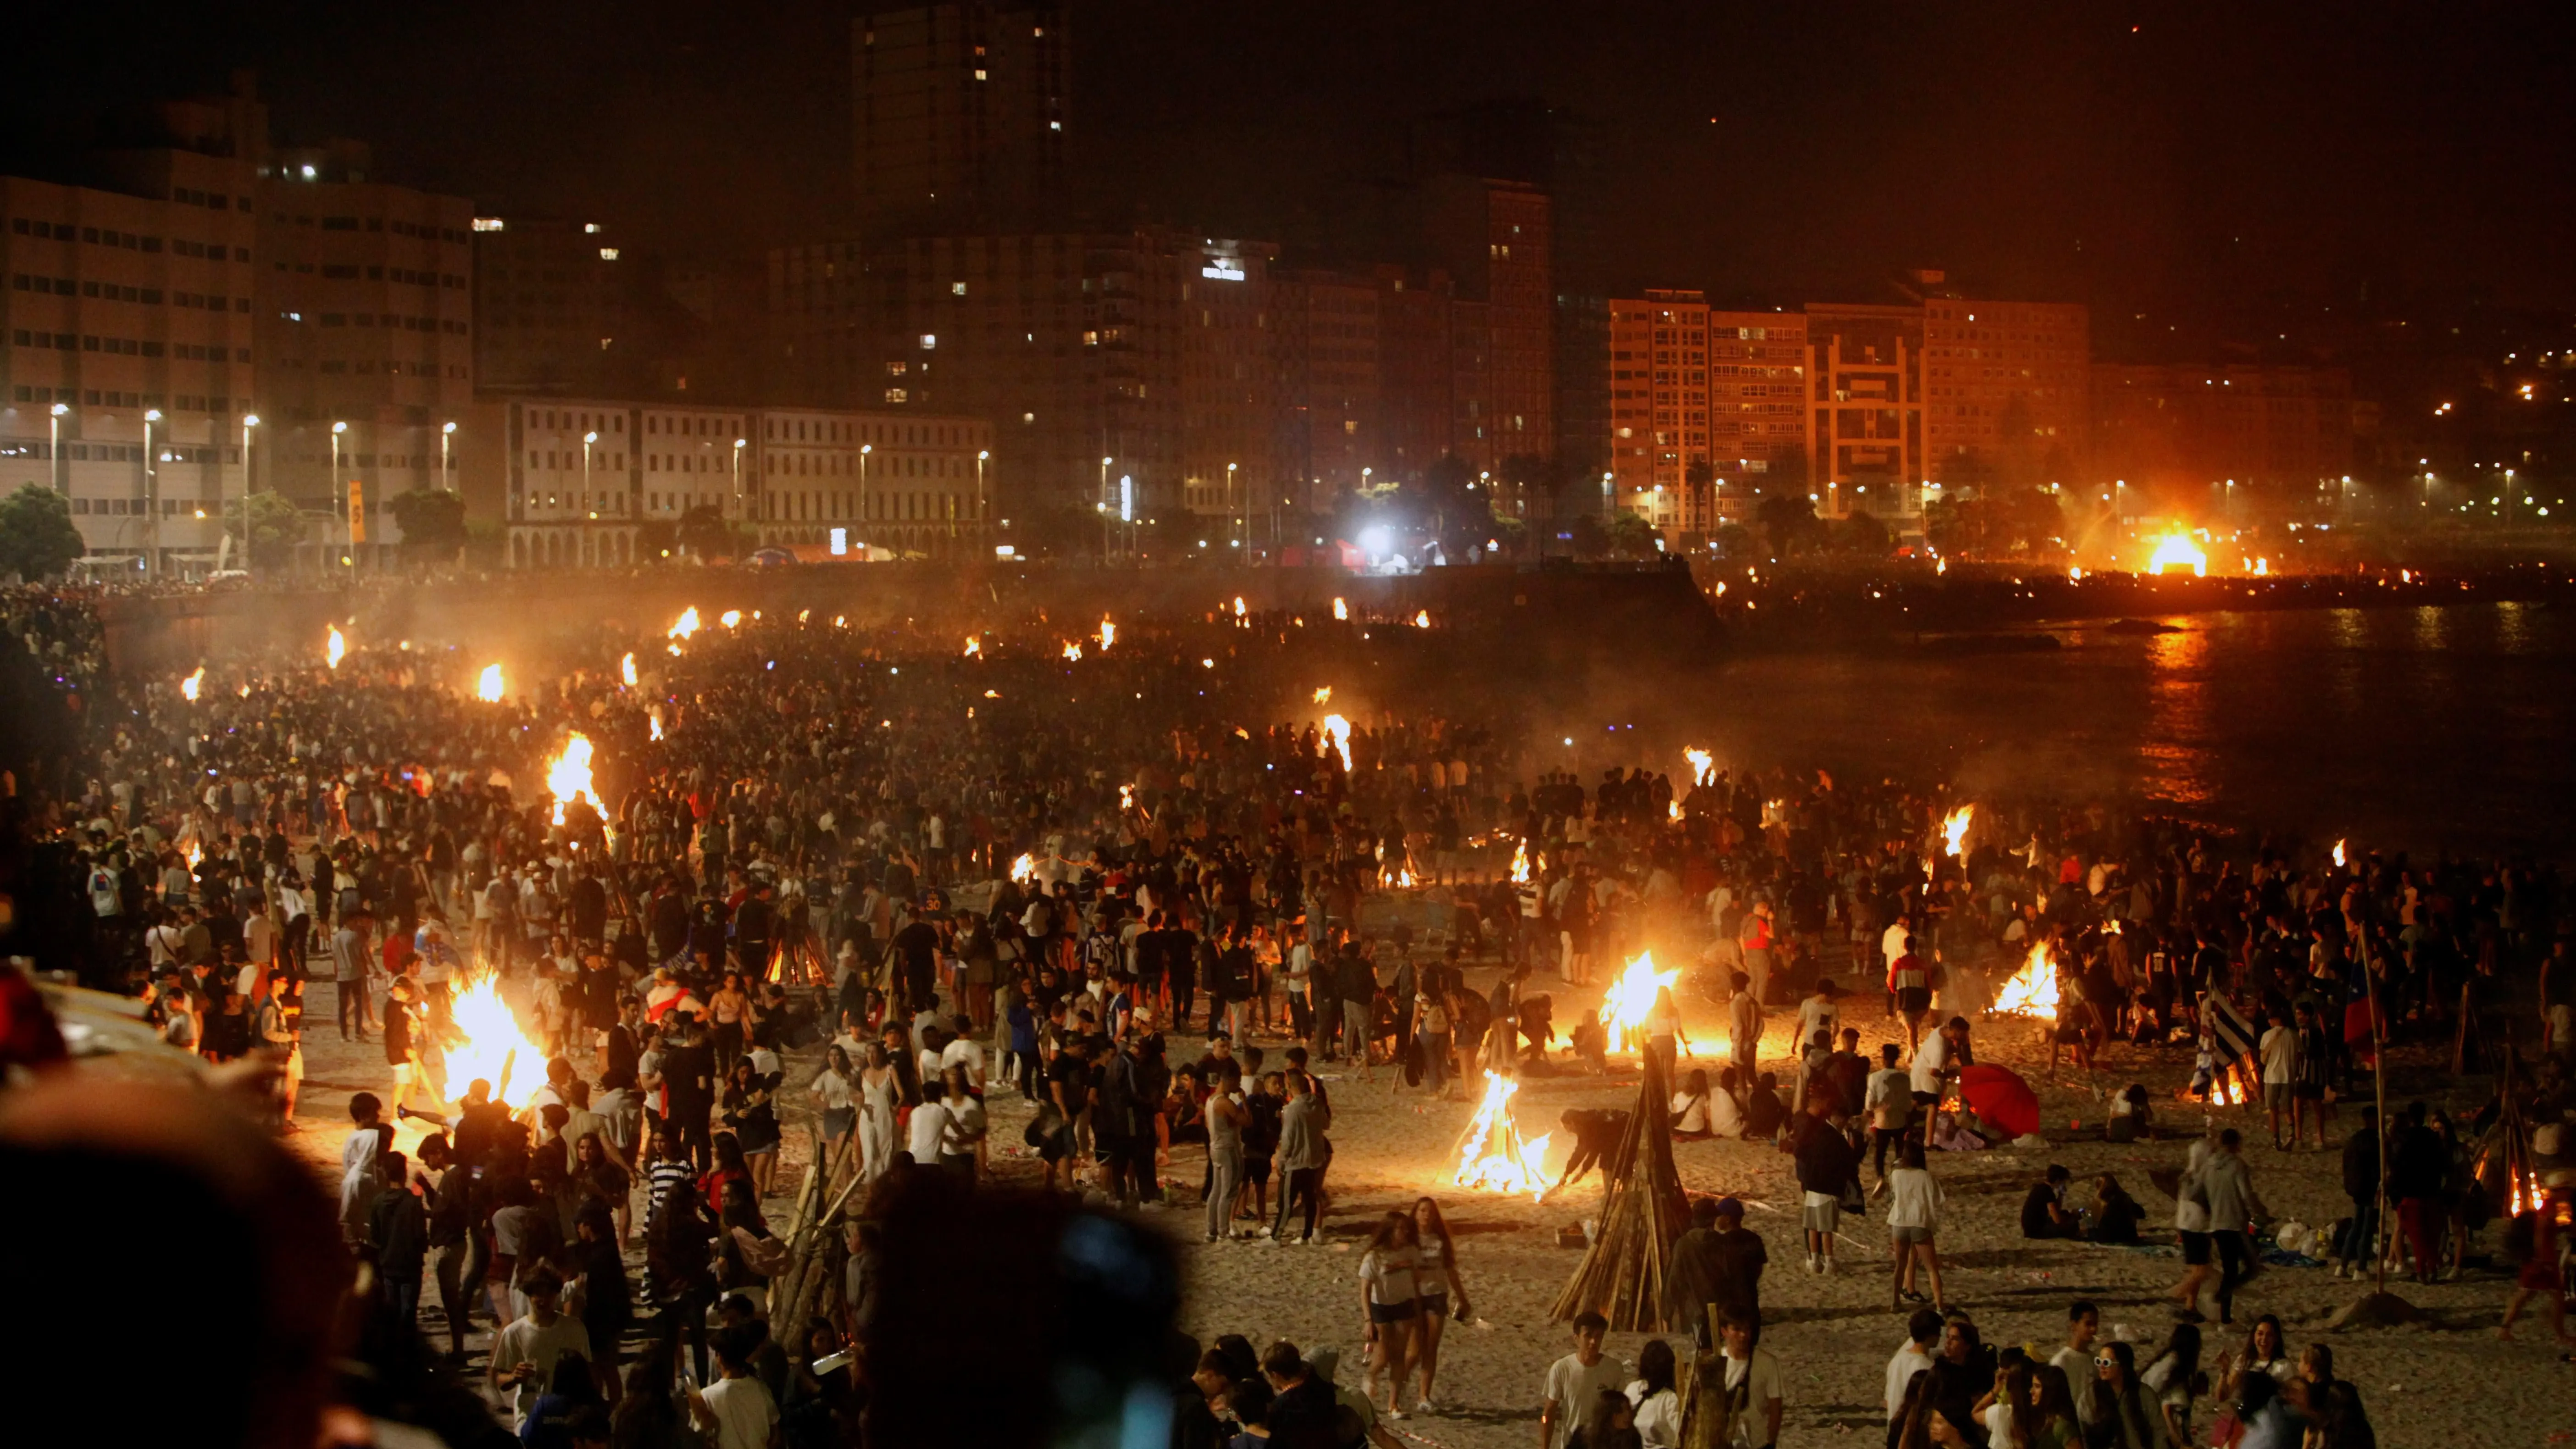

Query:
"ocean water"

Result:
[[1671, 603, 2576, 858]]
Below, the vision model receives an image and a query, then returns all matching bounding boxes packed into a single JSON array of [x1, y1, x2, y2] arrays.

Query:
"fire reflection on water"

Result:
[[2141, 624, 2213, 810]]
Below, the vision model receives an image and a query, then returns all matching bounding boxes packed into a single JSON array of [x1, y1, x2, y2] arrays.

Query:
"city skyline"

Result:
[[7, 3, 2573, 343]]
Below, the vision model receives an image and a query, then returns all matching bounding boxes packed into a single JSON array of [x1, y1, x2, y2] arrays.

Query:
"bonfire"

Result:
[[180, 667, 203, 702], [620, 652, 638, 687], [669, 607, 701, 640], [325, 625, 347, 670], [476, 664, 505, 702], [446, 969, 546, 1107], [1454, 1072, 1553, 1199], [1992, 941, 2061, 1020], [1598, 951, 1679, 1055], [1318, 714, 1353, 772], [1683, 747, 1715, 787]]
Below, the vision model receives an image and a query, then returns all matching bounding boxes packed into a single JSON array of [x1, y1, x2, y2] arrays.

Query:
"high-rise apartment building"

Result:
[[853, 2, 1070, 238], [1603, 294, 1807, 533], [0, 156, 258, 572], [1921, 295, 2089, 488], [472, 215, 626, 395], [1804, 303, 1925, 527], [1708, 309, 1808, 498], [770, 227, 1276, 529], [255, 141, 475, 566], [1419, 176, 1552, 471], [1604, 290, 1706, 529]]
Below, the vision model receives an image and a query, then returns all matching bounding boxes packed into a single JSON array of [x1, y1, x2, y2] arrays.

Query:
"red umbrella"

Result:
[[1959, 1063, 2041, 1140]]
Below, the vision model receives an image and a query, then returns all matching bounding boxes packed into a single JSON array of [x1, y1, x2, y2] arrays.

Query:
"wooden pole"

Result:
[[2366, 951, 2390, 1293]]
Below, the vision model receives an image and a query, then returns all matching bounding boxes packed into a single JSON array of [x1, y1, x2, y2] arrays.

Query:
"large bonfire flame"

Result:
[[547, 732, 599, 826], [476, 663, 505, 702], [1060, 641, 1083, 661], [1332, 596, 1349, 621], [669, 607, 701, 641], [180, 666, 204, 702], [1684, 747, 1715, 787], [325, 625, 347, 670], [620, 652, 638, 687], [963, 636, 982, 657], [1097, 618, 1116, 651], [2148, 534, 2210, 577], [1598, 950, 1679, 1055], [1510, 839, 1532, 884], [1454, 1071, 1553, 1199], [1318, 713, 1353, 772], [1942, 804, 1975, 859], [1993, 941, 2061, 1021], [446, 970, 545, 1107], [1010, 853, 1038, 884]]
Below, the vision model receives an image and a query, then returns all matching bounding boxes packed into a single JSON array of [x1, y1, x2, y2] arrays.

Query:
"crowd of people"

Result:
[[6, 580, 2571, 1449]]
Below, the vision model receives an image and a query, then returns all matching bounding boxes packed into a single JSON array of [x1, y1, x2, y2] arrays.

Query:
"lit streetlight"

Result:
[[440, 420, 455, 485], [143, 409, 163, 578], [239, 413, 260, 571], [976, 449, 989, 532], [332, 417, 348, 564], [733, 437, 747, 520], [48, 402, 68, 494]]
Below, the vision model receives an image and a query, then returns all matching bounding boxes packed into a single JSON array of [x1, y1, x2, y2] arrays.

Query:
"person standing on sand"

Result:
[[1271, 1070, 1331, 1244]]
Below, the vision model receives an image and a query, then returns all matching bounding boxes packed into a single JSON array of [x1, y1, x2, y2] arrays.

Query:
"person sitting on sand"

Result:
[[1743, 1071, 1788, 1142], [2021, 1164, 2081, 1239], [1671, 1069, 1717, 1142]]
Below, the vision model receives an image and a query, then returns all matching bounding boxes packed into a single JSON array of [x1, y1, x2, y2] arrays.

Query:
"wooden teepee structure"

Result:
[[1550, 1049, 1692, 1330]]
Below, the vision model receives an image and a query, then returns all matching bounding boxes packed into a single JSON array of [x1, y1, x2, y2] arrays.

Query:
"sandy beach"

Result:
[[287, 960, 2571, 1446]]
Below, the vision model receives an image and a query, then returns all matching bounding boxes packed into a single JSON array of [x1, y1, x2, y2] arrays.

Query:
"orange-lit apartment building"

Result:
[[1606, 290, 1804, 533], [1921, 296, 2089, 489]]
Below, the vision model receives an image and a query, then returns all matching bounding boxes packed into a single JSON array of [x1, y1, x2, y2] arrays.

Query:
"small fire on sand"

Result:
[[325, 625, 347, 669], [669, 607, 701, 641], [180, 667, 204, 702], [1312, 686, 1332, 705], [1332, 597, 1349, 621], [1010, 853, 1037, 884], [1454, 1071, 1552, 1199], [1993, 941, 2061, 1020], [620, 652, 638, 687], [1684, 747, 1715, 787], [1510, 839, 1532, 884], [1413, 610, 1431, 628], [1097, 618, 1116, 650], [1061, 641, 1083, 661], [476, 664, 505, 702], [1598, 951, 1679, 1054], [964, 637, 981, 657]]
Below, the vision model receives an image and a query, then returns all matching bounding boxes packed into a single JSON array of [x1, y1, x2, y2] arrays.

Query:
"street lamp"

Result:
[[239, 414, 260, 570], [1227, 461, 1239, 554], [733, 438, 746, 519], [332, 422, 350, 572], [48, 402, 67, 495], [143, 409, 163, 578], [441, 420, 455, 485], [1100, 455, 1114, 557], [976, 449, 989, 533], [858, 443, 872, 527]]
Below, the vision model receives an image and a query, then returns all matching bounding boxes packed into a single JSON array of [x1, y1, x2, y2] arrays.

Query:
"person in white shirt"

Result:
[[905, 1090, 953, 1168], [1908, 1016, 1964, 1108], [1717, 1310, 1783, 1449], [693, 1327, 781, 1449], [1884, 1306, 1945, 1421], [2048, 1299, 2103, 1427], [1864, 1044, 1918, 1183], [936, 1065, 986, 1178], [487, 1274, 591, 1428], [1883, 1142, 1947, 1311], [1795, 981, 1841, 1060], [938, 1013, 988, 1093], [1540, 1312, 1627, 1449], [1626, 1338, 1684, 1449]]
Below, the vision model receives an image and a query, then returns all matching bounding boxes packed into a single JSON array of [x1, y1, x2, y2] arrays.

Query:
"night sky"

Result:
[[11, 2, 2574, 344]]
